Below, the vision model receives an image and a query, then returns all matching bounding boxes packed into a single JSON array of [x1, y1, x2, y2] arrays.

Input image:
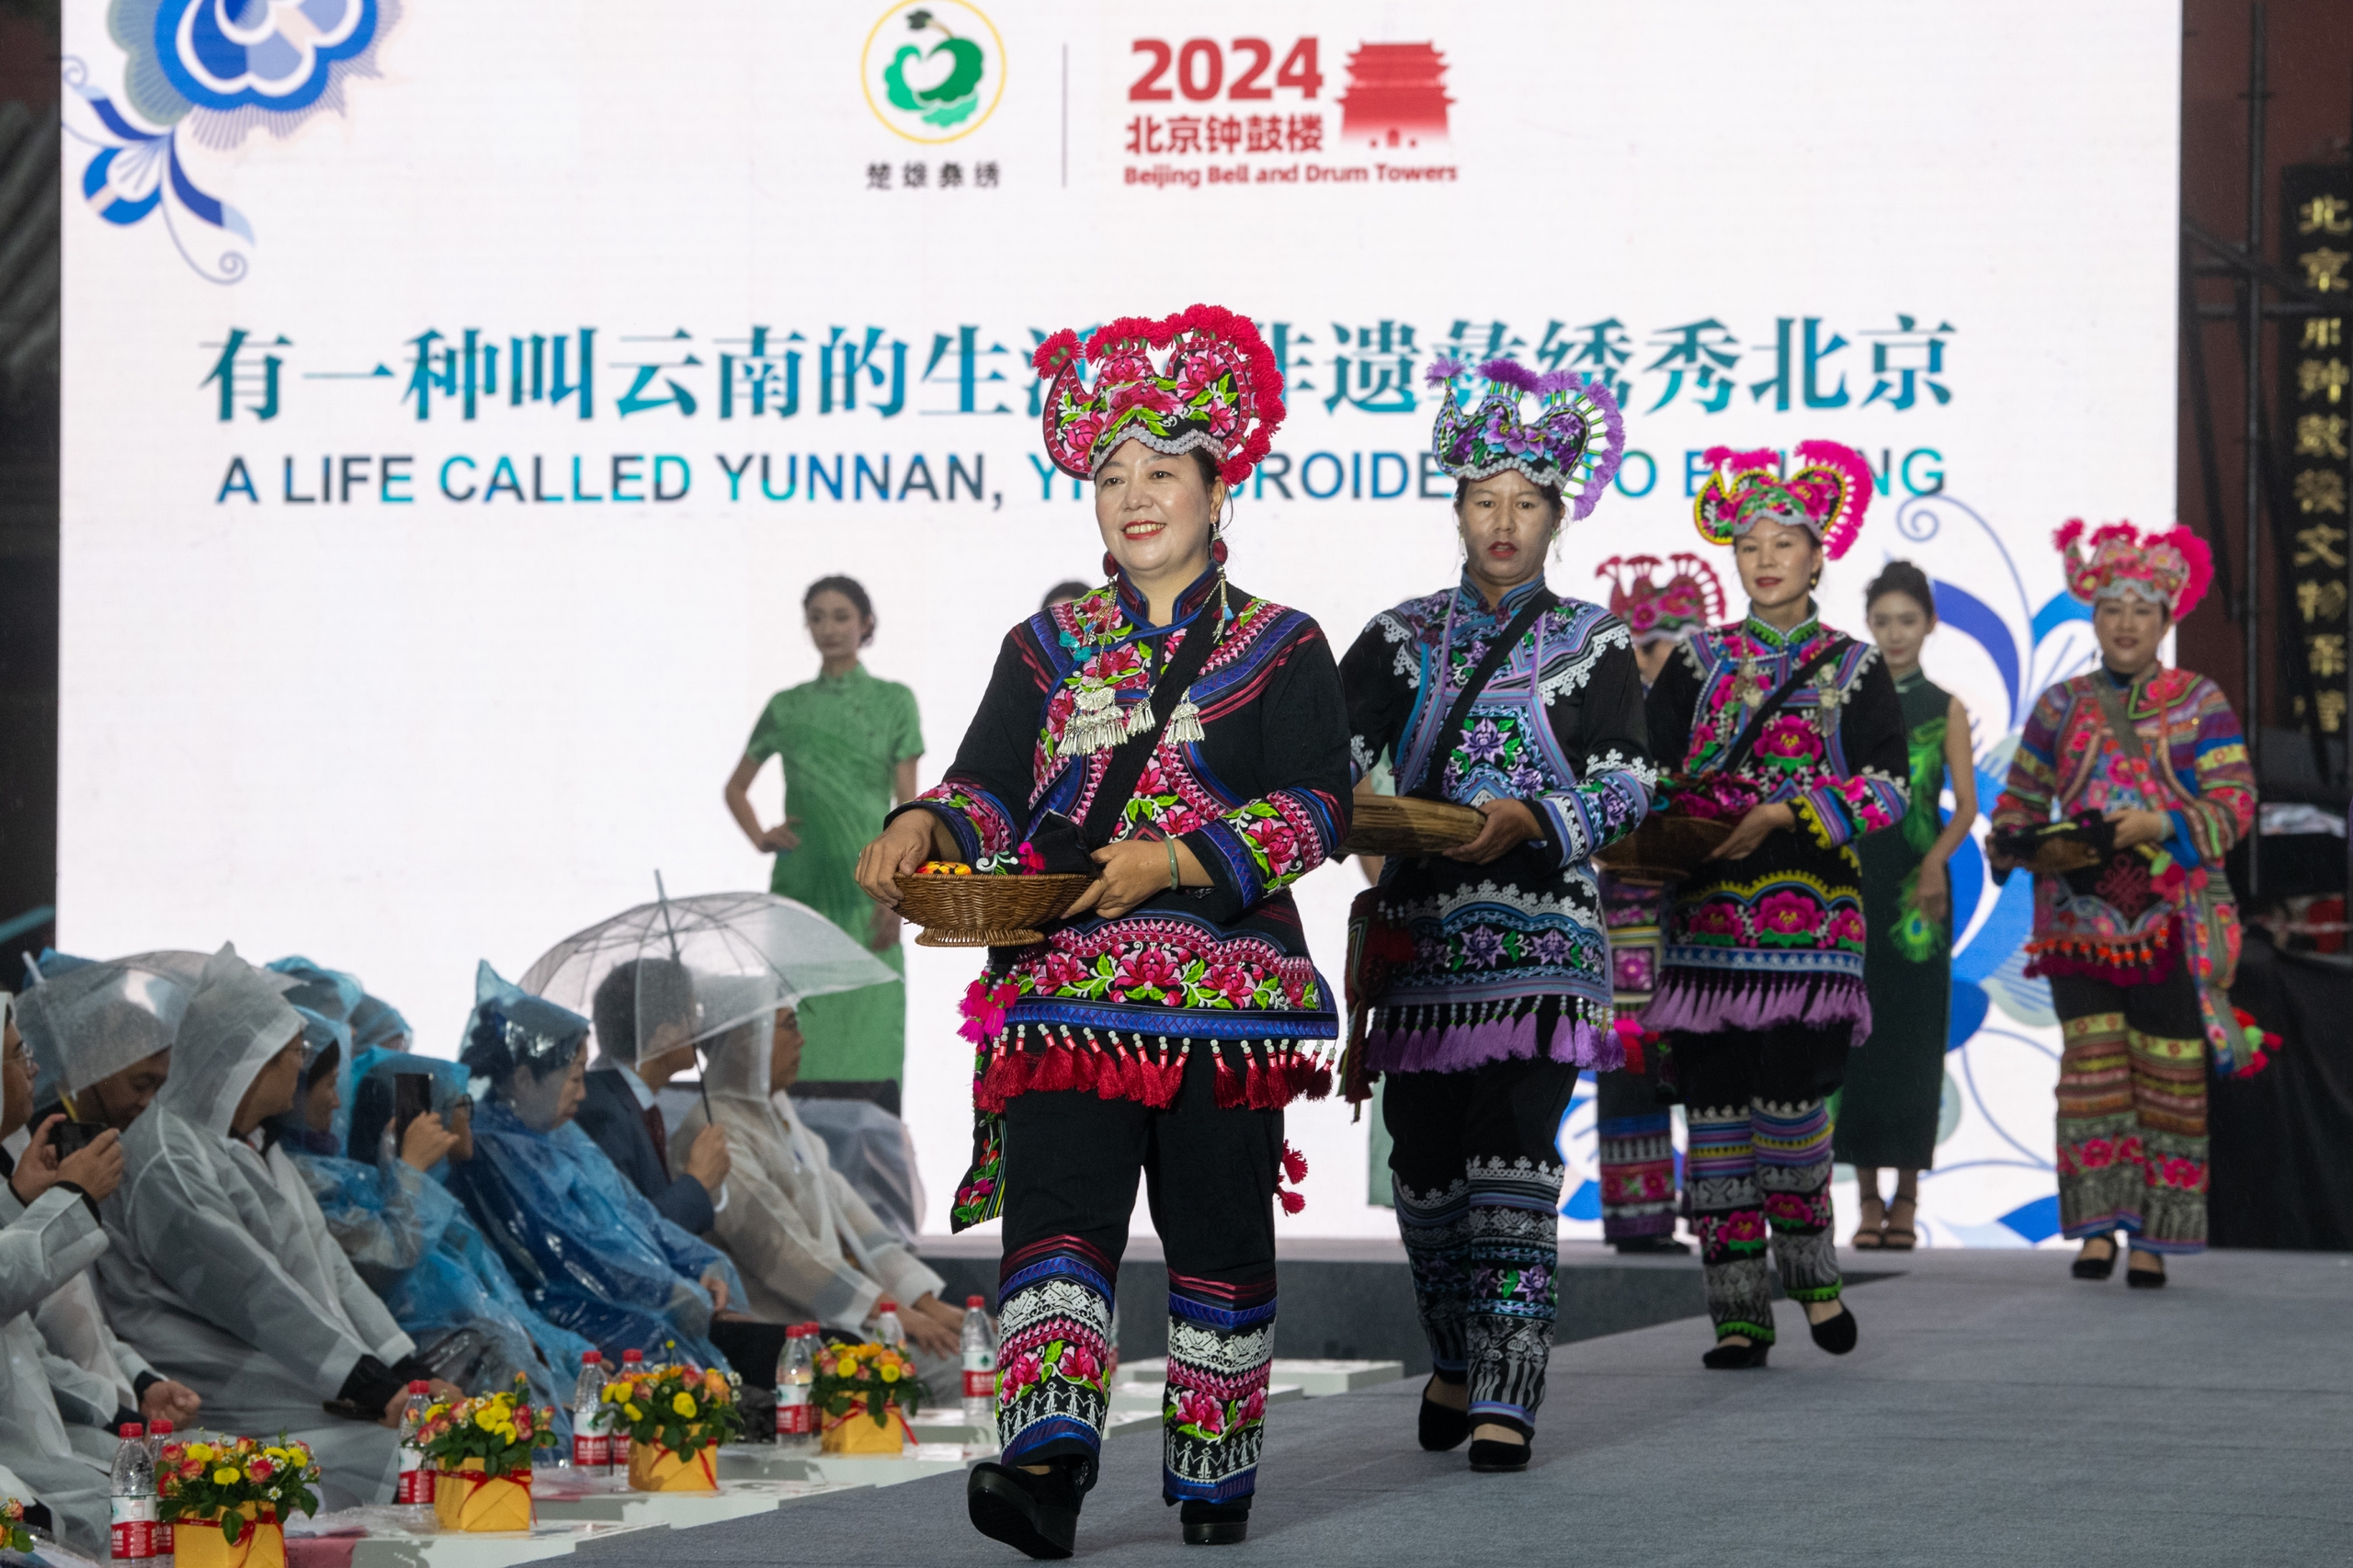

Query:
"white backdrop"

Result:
[[57, 0, 2180, 1242]]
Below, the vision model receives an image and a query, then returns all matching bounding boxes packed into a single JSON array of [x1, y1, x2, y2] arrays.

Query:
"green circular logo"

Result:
[[861, 2, 1006, 144]]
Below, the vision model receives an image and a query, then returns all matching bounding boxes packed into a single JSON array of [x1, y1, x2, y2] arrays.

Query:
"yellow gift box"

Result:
[[431, 1458, 535, 1532], [173, 1506, 283, 1568], [627, 1437, 719, 1493], [821, 1398, 912, 1455]]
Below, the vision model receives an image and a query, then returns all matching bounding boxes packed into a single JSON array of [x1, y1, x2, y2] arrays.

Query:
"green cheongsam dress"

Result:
[[746, 664, 923, 1088], [1833, 670, 1954, 1170]]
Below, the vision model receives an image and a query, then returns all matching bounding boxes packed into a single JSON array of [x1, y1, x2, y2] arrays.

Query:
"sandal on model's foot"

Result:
[[1416, 1376, 1471, 1452], [2072, 1236, 2119, 1281], [969, 1462, 1081, 1560], [1701, 1337, 1770, 1369], [1881, 1196, 1917, 1252], [1178, 1498, 1251, 1546], [1850, 1194, 1887, 1250], [1807, 1304, 1859, 1355], [2126, 1250, 2167, 1290]]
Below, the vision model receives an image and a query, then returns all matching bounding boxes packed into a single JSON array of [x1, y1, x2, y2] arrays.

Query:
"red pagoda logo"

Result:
[[1337, 42, 1450, 150]]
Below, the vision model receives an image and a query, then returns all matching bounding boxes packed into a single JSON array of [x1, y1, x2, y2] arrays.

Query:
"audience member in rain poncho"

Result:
[[10, 959, 205, 1457], [298, 1049, 596, 1424], [0, 992, 131, 1556], [94, 946, 457, 1513], [351, 992, 413, 1054], [444, 963, 748, 1373], [676, 991, 962, 1380]]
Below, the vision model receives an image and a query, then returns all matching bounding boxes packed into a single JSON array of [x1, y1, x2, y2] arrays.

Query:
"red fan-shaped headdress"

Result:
[[1032, 305, 1285, 486], [1691, 440, 1874, 561], [1595, 552, 1726, 646], [2053, 519, 2214, 620]]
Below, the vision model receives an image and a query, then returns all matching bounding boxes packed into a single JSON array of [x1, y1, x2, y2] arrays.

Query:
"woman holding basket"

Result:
[[1337, 359, 1654, 1471], [1642, 443, 1909, 1369], [856, 306, 1350, 1554]]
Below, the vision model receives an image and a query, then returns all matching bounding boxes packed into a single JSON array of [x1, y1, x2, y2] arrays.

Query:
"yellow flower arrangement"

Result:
[[599, 1362, 743, 1458], [813, 1341, 930, 1424]]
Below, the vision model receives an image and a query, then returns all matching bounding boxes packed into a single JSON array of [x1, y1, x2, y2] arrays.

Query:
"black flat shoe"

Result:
[[1611, 1234, 1692, 1255], [1417, 1379, 1471, 1451], [969, 1463, 1079, 1560], [1179, 1499, 1251, 1545], [2072, 1240, 2118, 1280], [1701, 1339, 1770, 1369], [1467, 1437, 1530, 1472], [1808, 1305, 1858, 1355], [2126, 1254, 2166, 1290]]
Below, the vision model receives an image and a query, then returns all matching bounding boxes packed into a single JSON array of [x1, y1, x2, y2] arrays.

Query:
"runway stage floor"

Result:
[[579, 1247, 2352, 1568]]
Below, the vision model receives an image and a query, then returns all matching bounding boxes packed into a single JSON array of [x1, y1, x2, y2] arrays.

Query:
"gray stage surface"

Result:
[[580, 1247, 2352, 1567]]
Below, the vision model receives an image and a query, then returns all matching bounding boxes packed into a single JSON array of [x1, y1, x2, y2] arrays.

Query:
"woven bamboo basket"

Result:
[[894, 872, 1095, 947], [1592, 816, 1735, 886], [1343, 796, 1487, 857]]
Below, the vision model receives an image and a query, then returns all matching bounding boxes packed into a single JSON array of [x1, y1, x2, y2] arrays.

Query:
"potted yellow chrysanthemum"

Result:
[[416, 1379, 555, 1532], [814, 1342, 927, 1454], [155, 1435, 320, 1568], [600, 1362, 743, 1492]]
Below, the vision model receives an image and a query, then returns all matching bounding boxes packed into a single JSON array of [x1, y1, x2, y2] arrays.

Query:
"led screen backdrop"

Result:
[[59, 0, 2181, 1240]]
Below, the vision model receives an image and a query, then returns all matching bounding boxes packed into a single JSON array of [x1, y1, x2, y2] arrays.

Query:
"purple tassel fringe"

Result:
[[1364, 1006, 1620, 1075], [1641, 971, 1873, 1048]]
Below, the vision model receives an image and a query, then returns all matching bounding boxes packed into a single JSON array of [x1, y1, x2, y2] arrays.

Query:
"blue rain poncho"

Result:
[[290, 1050, 593, 1426], [442, 962, 744, 1369]]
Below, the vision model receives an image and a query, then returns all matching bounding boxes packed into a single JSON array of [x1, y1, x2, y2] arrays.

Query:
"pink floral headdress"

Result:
[[2054, 519, 2214, 619], [1425, 358, 1625, 522], [1691, 441, 1874, 560], [1595, 552, 1725, 646], [1033, 305, 1285, 485]]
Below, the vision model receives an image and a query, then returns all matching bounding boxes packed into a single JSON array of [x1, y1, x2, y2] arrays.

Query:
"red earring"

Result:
[[1211, 538, 1229, 565], [1102, 551, 1119, 578]]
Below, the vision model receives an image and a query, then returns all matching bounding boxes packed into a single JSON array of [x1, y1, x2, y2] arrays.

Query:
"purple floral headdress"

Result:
[[1425, 358, 1626, 522]]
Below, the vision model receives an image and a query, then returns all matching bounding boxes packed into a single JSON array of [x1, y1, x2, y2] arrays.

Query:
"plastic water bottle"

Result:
[[571, 1351, 610, 1472], [775, 1325, 815, 1449], [145, 1422, 175, 1566], [109, 1423, 154, 1562], [875, 1300, 904, 1349], [395, 1381, 437, 1524], [961, 1296, 997, 1426]]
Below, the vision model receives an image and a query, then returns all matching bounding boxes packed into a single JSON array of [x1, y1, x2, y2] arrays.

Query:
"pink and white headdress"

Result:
[[2054, 519, 2214, 619], [1032, 305, 1284, 485], [1595, 553, 1725, 646], [1691, 441, 1875, 561]]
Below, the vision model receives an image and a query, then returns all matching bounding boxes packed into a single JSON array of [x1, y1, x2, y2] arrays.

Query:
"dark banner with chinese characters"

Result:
[[2284, 163, 2353, 741]]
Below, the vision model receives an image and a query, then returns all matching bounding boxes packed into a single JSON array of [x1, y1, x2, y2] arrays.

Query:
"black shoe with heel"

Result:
[[1808, 1305, 1858, 1355], [1467, 1436, 1530, 1472], [1178, 1498, 1251, 1546], [969, 1461, 1081, 1560], [1417, 1377, 1471, 1451], [1701, 1339, 1770, 1369], [2126, 1252, 2167, 1289]]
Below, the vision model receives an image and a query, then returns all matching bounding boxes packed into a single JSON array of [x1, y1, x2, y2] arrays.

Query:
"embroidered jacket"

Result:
[[1643, 612, 1909, 1042], [907, 569, 1350, 1119], [1339, 574, 1656, 1074], [1991, 665, 2254, 1061]]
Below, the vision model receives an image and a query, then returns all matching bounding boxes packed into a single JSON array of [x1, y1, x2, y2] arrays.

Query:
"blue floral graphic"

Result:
[[63, 0, 395, 281]]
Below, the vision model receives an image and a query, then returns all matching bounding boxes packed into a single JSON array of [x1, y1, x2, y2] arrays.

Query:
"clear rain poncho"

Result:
[[442, 963, 744, 1369], [675, 989, 944, 1337], [93, 945, 407, 1512], [292, 1049, 593, 1427]]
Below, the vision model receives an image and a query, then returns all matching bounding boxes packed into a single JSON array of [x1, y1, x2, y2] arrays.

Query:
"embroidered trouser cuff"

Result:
[[1596, 1060, 1677, 1241], [2051, 970, 2210, 1254], [1163, 1273, 1276, 1503]]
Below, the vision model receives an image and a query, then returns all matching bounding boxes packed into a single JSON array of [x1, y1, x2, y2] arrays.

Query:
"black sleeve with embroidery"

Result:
[[1643, 641, 1704, 780], [1338, 615, 1411, 784], [1176, 624, 1354, 926], [1798, 651, 1911, 848], [1522, 636, 1655, 877]]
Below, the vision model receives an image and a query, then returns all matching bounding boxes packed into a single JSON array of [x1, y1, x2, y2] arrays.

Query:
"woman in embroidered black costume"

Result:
[[1643, 443, 1908, 1369], [1339, 358, 1654, 1472], [857, 306, 1347, 1555]]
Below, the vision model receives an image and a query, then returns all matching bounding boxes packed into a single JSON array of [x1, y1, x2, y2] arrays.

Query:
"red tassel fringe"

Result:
[[2022, 926, 2179, 988]]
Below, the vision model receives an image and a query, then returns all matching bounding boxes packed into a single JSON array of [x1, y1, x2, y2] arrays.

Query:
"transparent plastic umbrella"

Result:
[[517, 884, 896, 1083]]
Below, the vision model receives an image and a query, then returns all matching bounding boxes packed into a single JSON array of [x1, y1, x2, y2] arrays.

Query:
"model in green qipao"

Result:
[[726, 576, 923, 1097]]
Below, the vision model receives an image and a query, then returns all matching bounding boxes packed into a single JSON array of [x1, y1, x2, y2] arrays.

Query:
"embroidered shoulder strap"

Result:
[[1404, 590, 1558, 801], [1703, 638, 1847, 778]]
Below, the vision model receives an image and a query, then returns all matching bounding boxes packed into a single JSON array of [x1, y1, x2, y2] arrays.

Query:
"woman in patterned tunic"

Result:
[[1339, 359, 1653, 1471], [1643, 443, 1909, 1369], [856, 307, 1348, 1554], [1989, 522, 2256, 1287]]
